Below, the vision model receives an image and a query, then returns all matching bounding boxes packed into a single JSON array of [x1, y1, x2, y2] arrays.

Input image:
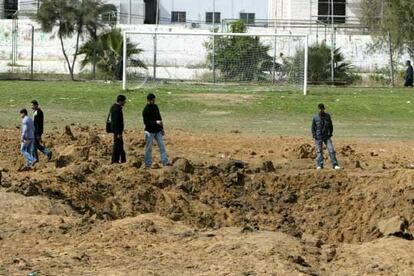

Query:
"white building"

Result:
[[268, 0, 361, 24], [0, 0, 145, 24], [157, 0, 268, 25]]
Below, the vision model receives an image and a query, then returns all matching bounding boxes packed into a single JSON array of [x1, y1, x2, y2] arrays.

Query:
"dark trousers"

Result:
[[34, 136, 50, 161], [405, 79, 413, 87], [112, 134, 126, 163]]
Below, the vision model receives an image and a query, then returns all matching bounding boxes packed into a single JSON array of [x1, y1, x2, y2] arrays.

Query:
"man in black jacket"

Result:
[[311, 103, 340, 170], [110, 95, 127, 164], [405, 60, 413, 87], [31, 100, 52, 162], [143, 93, 169, 168]]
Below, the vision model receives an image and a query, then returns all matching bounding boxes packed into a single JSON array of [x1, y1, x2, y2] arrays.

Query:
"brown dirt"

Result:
[[1, 125, 414, 275]]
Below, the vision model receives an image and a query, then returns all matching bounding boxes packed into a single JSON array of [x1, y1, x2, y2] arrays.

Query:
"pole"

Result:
[[153, 0, 160, 82], [304, 35, 309, 95], [212, 0, 216, 83], [122, 31, 127, 90], [330, 0, 334, 84], [31, 25, 34, 80], [272, 35, 277, 84], [156, 0, 160, 24], [388, 31, 395, 87]]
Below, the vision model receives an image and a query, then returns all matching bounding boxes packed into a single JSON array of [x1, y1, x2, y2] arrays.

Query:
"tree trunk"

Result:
[[58, 31, 74, 80], [70, 30, 82, 81]]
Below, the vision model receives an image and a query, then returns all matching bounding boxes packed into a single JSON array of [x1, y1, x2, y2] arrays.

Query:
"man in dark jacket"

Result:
[[142, 93, 169, 168], [110, 95, 127, 164], [405, 60, 413, 87], [31, 100, 52, 162], [311, 103, 340, 170]]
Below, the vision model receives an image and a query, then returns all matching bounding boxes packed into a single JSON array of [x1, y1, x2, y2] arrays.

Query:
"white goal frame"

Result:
[[122, 31, 309, 95]]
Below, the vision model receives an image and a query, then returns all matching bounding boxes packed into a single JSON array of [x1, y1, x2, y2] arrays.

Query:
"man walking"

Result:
[[311, 104, 341, 170], [405, 60, 413, 87], [31, 100, 52, 161], [142, 93, 169, 168], [110, 95, 127, 164], [20, 108, 36, 170]]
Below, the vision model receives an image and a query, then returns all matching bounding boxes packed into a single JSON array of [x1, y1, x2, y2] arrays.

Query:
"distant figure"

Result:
[[31, 100, 52, 162], [19, 108, 36, 170], [115, 57, 123, 81], [311, 104, 341, 170], [110, 95, 127, 164], [142, 93, 170, 168], [405, 60, 413, 87]]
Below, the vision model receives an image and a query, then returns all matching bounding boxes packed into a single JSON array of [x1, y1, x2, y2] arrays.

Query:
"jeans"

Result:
[[34, 136, 51, 161], [112, 134, 126, 163], [315, 138, 339, 168], [144, 131, 169, 167], [21, 139, 36, 166]]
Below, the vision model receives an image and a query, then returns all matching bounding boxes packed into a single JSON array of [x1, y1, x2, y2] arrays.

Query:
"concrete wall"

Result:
[[0, 19, 404, 78], [159, 0, 268, 24]]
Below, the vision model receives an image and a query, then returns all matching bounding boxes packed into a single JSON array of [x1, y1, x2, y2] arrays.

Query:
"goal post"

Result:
[[123, 31, 308, 95]]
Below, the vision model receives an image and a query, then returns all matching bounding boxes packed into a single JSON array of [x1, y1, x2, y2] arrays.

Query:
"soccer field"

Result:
[[1, 80, 413, 139]]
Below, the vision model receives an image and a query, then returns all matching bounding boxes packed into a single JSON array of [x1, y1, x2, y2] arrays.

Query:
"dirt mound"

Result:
[[1, 126, 414, 244], [1, 127, 414, 274]]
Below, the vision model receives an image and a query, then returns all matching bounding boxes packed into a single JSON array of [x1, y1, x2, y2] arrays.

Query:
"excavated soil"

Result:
[[1, 125, 414, 275]]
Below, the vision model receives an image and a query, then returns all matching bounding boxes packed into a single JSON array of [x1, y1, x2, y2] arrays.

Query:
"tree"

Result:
[[35, 0, 106, 80], [206, 21, 272, 81], [78, 28, 146, 79], [360, 0, 414, 58], [292, 42, 356, 84]]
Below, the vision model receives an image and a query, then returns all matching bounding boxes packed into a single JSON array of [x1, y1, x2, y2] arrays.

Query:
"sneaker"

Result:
[[316, 166, 323, 170], [19, 165, 32, 172], [47, 151, 53, 162], [334, 165, 341, 170]]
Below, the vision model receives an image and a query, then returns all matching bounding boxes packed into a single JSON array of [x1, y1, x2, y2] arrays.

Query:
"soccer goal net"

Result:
[[122, 31, 308, 94]]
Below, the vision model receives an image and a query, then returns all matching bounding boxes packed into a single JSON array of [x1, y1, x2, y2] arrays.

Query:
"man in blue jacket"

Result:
[[19, 108, 36, 170], [311, 103, 341, 170]]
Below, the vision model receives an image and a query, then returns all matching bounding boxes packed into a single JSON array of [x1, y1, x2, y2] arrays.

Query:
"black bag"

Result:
[[106, 111, 113, 133]]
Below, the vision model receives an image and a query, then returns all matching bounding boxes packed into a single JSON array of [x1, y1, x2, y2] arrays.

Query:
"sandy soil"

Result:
[[0, 125, 414, 275]]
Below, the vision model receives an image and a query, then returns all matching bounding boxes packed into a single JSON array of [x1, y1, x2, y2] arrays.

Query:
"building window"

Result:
[[206, 12, 221, 24], [240, 13, 255, 24], [318, 0, 346, 24], [4, 0, 18, 19], [171, 11, 186, 23]]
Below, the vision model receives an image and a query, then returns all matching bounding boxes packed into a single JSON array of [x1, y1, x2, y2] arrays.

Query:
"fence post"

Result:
[[272, 35, 277, 84], [212, 0, 216, 83], [122, 31, 127, 90], [31, 25, 34, 80], [153, 33, 157, 82], [304, 35, 309, 96], [388, 31, 395, 87]]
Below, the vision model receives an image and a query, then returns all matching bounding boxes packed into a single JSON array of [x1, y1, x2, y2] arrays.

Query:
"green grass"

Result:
[[1, 80, 414, 140]]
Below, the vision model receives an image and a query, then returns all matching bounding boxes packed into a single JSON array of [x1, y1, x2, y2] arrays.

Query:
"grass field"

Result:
[[0, 80, 414, 140]]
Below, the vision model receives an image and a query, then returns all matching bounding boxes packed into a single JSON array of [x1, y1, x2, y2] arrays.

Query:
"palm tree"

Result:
[[36, 0, 107, 80], [79, 28, 146, 79]]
